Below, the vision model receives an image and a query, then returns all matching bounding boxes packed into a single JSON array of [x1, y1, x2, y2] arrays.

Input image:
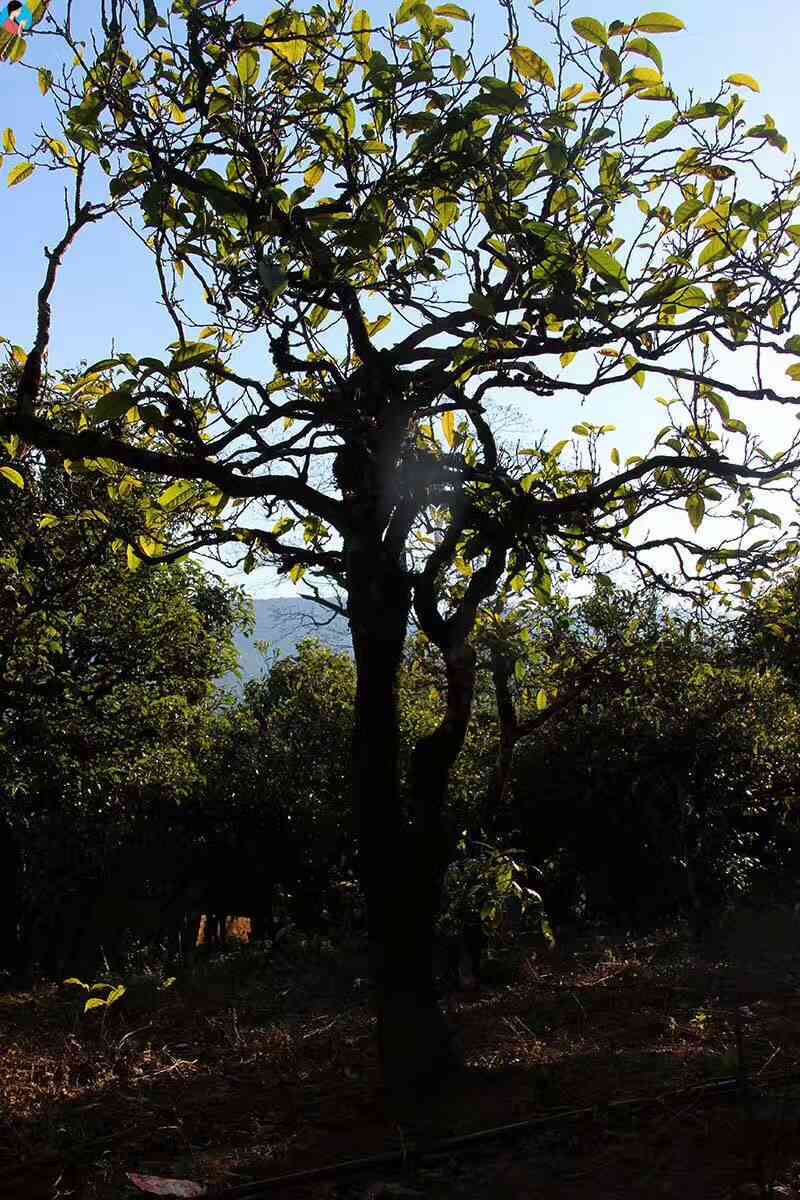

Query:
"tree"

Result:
[[2, 0, 800, 1096], [509, 583, 800, 928], [0, 417, 250, 976]]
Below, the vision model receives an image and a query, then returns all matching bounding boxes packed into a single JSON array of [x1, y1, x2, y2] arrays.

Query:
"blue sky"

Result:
[[0, 1, 798, 596]]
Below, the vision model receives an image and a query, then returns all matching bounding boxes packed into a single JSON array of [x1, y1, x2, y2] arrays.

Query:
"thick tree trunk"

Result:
[[348, 548, 459, 1100]]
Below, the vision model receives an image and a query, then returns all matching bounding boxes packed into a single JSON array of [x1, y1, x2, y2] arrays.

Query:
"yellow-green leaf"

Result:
[[7, 162, 35, 187], [289, 562, 305, 584], [560, 82, 583, 102], [624, 66, 662, 86], [3, 128, 16, 153], [600, 46, 622, 82], [126, 545, 142, 572], [536, 688, 548, 711], [627, 36, 663, 73], [510, 45, 555, 89], [340, 97, 356, 136], [442, 409, 456, 448], [570, 16, 607, 46], [158, 478, 195, 508], [353, 9, 372, 60], [237, 49, 260, 86], [38, 69, 52, 95], [366, 312, 391, 336], [726, 73, 760, 93], [635, 12, 686, 33], [560, 350, 576, 368], [770, 298, 786, 330], [9, 36, 26, 63], [0, 466, 24, 489], [686, 493, 705, 532], [698, 235, 729, 268], [304, 162, 324, 188], [786, 364, 800, 382], [611, 447, 620, 465], [434, 3, 471, 18], [587, 246, 630, 292]]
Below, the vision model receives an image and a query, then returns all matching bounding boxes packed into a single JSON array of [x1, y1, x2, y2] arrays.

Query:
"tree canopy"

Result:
[[2, 0, 800, 1096]]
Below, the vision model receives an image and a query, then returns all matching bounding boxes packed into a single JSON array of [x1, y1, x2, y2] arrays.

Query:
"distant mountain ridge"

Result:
[[226, 597, 352, 687]]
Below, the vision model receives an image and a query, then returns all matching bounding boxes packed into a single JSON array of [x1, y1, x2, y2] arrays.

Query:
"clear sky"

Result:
[[1, 1, 798, 597]]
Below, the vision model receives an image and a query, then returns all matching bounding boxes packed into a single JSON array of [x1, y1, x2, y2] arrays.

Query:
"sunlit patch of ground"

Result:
[[2, 916, 800, 1198]]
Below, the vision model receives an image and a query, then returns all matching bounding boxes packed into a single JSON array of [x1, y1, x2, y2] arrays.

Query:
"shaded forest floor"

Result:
[[4, 913, 800, 1199]]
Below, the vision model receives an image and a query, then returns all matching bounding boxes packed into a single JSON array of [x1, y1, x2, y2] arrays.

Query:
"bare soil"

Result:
[[3, 912, 800, 1200]]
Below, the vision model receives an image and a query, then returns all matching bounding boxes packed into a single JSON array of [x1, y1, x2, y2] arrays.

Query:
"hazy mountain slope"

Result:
[[224, 597, 351, 688]]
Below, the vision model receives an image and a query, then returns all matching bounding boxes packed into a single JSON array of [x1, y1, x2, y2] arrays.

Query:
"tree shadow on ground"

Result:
[[3, 923, 800, 1199]]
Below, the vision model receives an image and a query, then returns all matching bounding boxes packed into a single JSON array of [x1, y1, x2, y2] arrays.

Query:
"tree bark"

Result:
[[347, 543, 459, 1100]]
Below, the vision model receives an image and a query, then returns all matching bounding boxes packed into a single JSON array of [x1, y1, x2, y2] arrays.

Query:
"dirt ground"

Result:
[[3, 912, 800, 1200]]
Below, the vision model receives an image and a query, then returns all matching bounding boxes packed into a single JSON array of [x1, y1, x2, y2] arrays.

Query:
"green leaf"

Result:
[[84, 996, 107, 1012], [635, 11, 686, 33], [441, 409, 456, 447], [570, 16, 607, 46], [9, 36, 26, 63], [38, 69, 52, 96], [339, 98, 357, 136], [698, 235, 730, 268], [169, 341, 216, 370], [645, 118, 675, 142], [536, 688, 548, 711], [126, 545, 142, 572], [624, 66, 662, 86], [91, 391, 134, 424], [353, 9, 372, 60], [0, 466, 24, 489], [611, 447, 620, 465], [627, 36, 663, 72], [434, 3, 470, 17], [673, 196, 703, 227], [237, 49, 260, 87], [599, 46, 622, 83], [686, 493, 705, 532], [587, 246, 630, 291], [2, 129, 15, 153], [158, 479, 195, 508], [7, 162, 34, 188], [770, 298, 786, 330], [549, 438, 569, 458], [786, 364, 800, 382], [726, 73, 760, 92], [510, 45, 555, 89]]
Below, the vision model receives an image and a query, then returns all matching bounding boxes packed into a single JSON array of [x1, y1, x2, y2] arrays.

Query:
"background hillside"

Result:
[[226, 597, 352, 687]]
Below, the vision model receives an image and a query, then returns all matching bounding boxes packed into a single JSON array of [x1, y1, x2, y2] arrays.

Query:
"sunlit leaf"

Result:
[[7, 162, 34, 187], [726, 73, 760, 92], [570, 16, 607, 46], [0, 466, 24, 488], [510, 45, 555, 89], [634, 12, 686, 33], [686, 493, 705, 531], [353, 9, 372, 61], [237, 49, 260, 87]]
